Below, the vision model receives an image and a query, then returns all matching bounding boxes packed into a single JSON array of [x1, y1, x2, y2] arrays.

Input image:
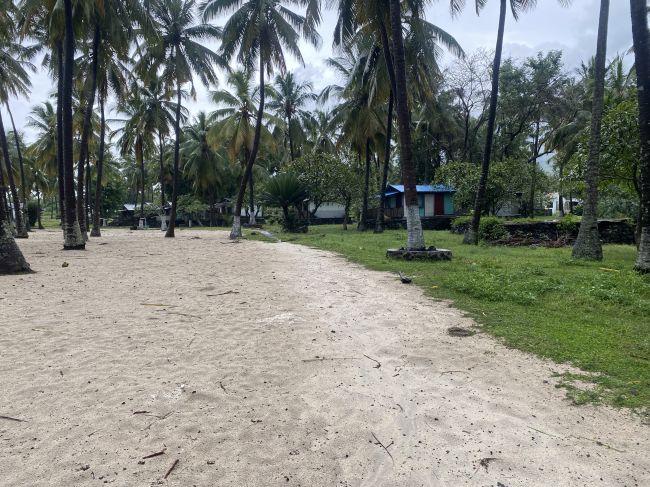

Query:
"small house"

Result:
[[383, 184, 455, 217]]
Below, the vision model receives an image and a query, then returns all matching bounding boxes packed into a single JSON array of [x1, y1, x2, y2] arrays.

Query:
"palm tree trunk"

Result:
[[56, 39, 66, 228], [231, 51, 265, 239], [464, 0, 507, 245], [0, 111, 27, 238], [76, 25, 101, 241], [287, 113, 296, 161], [0, 184, 30, 273], [6, 104, 30, 232], [529, 119, 540, 218], [389, 0, 424, 250], [375, 90, 394, 233], [158, 130, 166, 219], [91, 91, 105, 237], [62, 0, 84, 249], [165, 73, 183, 238], [358, 138, 371, 231], [36, 186, 44, 229], [631, 0, 650, 272], [248, 169, 256, 225], [137, 137, 145, 221], [558, 160, 565, 217], [572, 0, 609, 260]]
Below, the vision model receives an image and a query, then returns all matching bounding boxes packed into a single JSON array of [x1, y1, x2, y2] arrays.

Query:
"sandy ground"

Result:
[[0, 229, 648, 487]]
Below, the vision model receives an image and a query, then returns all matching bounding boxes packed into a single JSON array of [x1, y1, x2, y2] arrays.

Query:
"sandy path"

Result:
[[0, 229, 648, 487]]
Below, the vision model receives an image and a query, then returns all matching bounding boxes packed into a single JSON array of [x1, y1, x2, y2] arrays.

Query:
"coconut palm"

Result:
[[201, 0, 321, 239], [182, 112, 228, 225], [209, 70, 278, 225], [137, 0, 224, 238], [267, 72, 317, 160], [0, 11, 36, 239], [630, 0, 650, 272], [572, 0, 608, 260]]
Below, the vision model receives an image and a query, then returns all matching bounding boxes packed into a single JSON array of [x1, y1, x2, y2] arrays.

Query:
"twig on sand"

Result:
[[371, 432, 394, 464], [219, 381, 228, 394], [363, 354, 381, 369], [133, 410, 151, 415], [569, 434, 625, 453], [301, 356, 359, 363], [527, 426, 561, 438], [143, 449, 166, 459], [0, 415, 26, 422], [163, 459, 179, 479], [480, 457, 498, 472], [206, 290, 240, 296]]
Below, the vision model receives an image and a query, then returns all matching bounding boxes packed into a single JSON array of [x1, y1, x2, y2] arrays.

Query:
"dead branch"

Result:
[[363, 354, 381, 369], [163, 459, 179, 479], [371, 432, 394, 464], [143, 449, 166, 459], [0, 415, 26, 422]]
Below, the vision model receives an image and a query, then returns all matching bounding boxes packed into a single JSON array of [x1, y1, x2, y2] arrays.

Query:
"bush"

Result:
[[27, 201, 39, 227], [557, 215, 580, 236], [451, 215, 472, 234], [478, 216, 508, 241]]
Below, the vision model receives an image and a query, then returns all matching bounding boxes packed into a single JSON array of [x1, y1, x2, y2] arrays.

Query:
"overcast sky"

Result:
[[5, 0, 634, 143]]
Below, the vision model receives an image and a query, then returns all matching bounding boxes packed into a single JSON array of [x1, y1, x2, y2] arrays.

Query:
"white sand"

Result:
[[0, 229, 648, 487]]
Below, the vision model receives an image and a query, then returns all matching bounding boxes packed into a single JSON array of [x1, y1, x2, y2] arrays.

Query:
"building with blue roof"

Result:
[[382, 183, 455, 219]]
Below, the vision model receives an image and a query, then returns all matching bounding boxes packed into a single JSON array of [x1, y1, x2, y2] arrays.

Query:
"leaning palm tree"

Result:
[[572, 0, 609, 260], [267, 72, 316, 161], [137, 0, 224, 238], [459, 0, 571, 245], [209, 69, 277, 225], [201, 0, 321, 239], [630, 0, 650, 272]]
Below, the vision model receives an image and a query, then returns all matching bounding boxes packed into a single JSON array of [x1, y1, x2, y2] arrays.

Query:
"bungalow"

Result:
[[383, 184, 455, 218]]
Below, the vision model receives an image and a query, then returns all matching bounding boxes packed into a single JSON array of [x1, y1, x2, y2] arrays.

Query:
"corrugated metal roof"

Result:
[[386, 184, 455, 193]]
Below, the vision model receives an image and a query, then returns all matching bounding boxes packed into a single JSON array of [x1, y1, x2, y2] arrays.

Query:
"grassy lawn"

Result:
[[245, 224, 650, 414]]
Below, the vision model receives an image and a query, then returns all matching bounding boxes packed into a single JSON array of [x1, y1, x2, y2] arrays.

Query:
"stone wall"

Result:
[[452, 219, 635, 245]]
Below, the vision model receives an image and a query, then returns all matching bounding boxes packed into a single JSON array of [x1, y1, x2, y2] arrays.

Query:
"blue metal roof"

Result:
[[386, 184, 455, 193]]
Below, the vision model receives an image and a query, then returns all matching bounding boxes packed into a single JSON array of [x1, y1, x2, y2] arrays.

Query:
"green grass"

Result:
[[245, 224, 650, 414]]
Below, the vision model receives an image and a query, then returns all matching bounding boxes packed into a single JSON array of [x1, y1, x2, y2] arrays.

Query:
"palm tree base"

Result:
[[230, 216, 242, 239], [405, 205, 425, 250], [572, 219, 603, 260], [634, 228, 650, 272], [90, 227, 101, 237], [63, 221, 86, 250], [0, 223, 31, 274], [463, 227, 479, 245]]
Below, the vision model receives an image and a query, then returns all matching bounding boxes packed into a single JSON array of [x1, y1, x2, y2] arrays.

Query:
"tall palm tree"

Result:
[[201, 0, 321, 239], [6, 106, 31, 232], [388, 0, 424, 249], [208, 70, 276, 225], [138, 0, 224, 238], [182, 112, 227, 225], [267, 72, 316, 160], [460, 0, 571, 245], [572, 0, 609, 260], [0, 12, 36, 239], [630, 0, 650, 272]]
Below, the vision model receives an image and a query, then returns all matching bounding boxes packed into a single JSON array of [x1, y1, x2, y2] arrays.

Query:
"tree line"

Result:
[[0, 0, 649, 274]]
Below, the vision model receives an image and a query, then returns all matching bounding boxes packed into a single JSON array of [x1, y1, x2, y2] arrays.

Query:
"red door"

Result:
[[434, 193, 444, 215]]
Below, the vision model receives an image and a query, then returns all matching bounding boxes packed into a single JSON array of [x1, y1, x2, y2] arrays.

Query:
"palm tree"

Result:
[[201, 0, 321, 239], [138, 0, 224, 238], [267, 72, 316, 160], [0, 11, 36, 239], [387, 0, 424, 249], [182, 112, 227, 225], [572, 0, 609, 260], [630, 0, 650, 272], [460, 0, 571, 244], [209, 70, 276, 225], [6, 106, 31, 232]]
